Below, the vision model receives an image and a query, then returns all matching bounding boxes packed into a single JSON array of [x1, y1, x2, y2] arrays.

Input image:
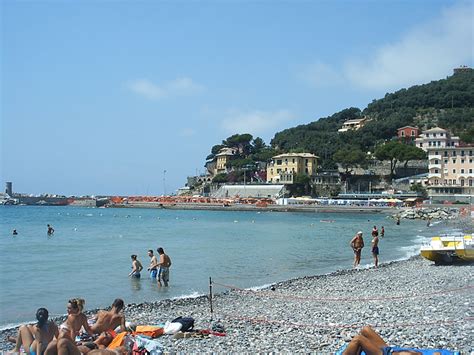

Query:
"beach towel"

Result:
[[134, 325, 164, 338], [133, 335, 163, 355], [107, 332, 128, 350]]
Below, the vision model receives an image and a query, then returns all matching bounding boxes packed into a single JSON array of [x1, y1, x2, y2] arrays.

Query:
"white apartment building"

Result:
[[415, 127, 460, 151]]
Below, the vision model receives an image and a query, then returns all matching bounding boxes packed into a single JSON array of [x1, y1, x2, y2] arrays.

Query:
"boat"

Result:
[[420, 235, 474, 264]]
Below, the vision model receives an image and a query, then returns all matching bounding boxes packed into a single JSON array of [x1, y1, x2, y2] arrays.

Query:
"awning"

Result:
[[405, 198, 418, 202]]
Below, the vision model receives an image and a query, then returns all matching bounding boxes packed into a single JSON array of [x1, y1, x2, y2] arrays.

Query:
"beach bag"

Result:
[[163, 321, 182, 335], [134, 325, 164, 338], [171, 317, 195, 332]]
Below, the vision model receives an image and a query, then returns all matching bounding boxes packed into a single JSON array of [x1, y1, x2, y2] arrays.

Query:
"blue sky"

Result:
[[1, 0, 472, 196]]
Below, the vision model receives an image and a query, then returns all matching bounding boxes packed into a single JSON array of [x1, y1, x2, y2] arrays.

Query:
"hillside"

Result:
[[271, 70, 474, 169]]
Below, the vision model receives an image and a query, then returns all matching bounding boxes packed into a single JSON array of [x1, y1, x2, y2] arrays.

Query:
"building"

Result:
[[453, 65, 472, 75], [397, 126, 419, 144], [338, 117, 369, 133], [426, 143, 474, 201], [415, 127, 460, 151], [267, 153, 318, 184]]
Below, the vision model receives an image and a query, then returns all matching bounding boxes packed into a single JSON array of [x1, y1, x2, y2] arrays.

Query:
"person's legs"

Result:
[[360, 326, 387, 348], [343, 334, 383, 355], [12, 325, 34, 352], [163, 268, 169, 287], [57, 338, 82, 355], [44, 339, 58, 355]]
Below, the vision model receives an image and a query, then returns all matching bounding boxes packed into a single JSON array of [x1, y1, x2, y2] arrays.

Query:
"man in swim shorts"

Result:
[[371, 233, 380, 267], [156, 247, 172, 287], [147, 250, 158, 279], [350, 231, 364, 268], [89, 299, 127, 334]]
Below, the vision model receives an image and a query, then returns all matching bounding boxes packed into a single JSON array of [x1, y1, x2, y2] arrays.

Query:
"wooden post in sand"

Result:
[[209, 277, 214, 321]]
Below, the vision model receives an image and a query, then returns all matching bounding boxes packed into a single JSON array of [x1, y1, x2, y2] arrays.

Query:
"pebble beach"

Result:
[[1, 256, 472, 353]]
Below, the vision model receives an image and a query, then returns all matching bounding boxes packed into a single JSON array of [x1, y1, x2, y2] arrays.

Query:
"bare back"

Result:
[[33, 321, 58, 354], [160, 253, 171, 267], [90, 310, 125, 334]]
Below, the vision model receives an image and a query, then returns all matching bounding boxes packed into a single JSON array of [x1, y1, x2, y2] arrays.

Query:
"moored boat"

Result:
[[420, 235, 474, 264]]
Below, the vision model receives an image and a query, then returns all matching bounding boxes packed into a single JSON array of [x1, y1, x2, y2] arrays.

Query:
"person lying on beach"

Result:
[[45, 298, 93, 355], [55, 333, 117, 355], [8, 307, 58, 355], [343, 326, 422, 355], [89, 298, 127, 334]]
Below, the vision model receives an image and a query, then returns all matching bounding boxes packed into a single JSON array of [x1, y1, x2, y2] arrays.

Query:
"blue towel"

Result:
[[335, 343, 460, 355]]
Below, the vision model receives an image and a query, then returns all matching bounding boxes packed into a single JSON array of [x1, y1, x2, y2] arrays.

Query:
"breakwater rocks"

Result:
[[394, 207, 459, 220], [1, 257, 472, 353]]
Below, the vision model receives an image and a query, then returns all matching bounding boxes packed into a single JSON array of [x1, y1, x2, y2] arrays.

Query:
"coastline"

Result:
[[1, 256, 472, 353]]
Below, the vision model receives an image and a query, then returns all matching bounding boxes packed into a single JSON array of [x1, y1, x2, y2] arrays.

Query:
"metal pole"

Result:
[[209, 277, 213, 322]]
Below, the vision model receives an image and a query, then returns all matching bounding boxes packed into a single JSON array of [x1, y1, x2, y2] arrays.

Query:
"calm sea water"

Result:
[[0, 205, 437, 328]]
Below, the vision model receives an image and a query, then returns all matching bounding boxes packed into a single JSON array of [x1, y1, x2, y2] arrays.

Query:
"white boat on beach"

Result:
[[420, 235, 474, 264]]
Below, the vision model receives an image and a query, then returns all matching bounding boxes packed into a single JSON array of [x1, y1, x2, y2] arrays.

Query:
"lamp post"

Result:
[[163, 170, 167, 196]]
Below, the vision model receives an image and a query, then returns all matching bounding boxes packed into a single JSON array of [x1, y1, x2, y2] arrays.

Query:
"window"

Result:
[[453, 159, 456, 164], [277, 168, 281, 173], [428, 142, 432, 146], [292, 159, 295, 163], [461, 150, 465, 156], [401, 131, 405, 137], [452, 151, 456, 156], [461, 169, 465, 174], [435, 151, 439, 155], [461, 159, 465, 164], [444, 159, 448, 164], [305, 168, 308, 173], [444, 151, 448, 157], [434, 169, 439, 173], [433, 133, 437, 137], [411, 130, 415, 136], [434, 160, 439, 164], [469, 180, 473, 186], [469, 150, 473, 156], [437, 141, 441, 146], [434, 179, 439, 184], [470, 169, 473, 174], [276, 160, 282, 165], [461, 180, 465, 187], [419, 143, 423, 147], [452, 169, 456, 174], [440, 133, 444, 137]]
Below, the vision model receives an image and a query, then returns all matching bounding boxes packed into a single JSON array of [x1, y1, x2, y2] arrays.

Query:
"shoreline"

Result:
[[1, 256, 472, 353]]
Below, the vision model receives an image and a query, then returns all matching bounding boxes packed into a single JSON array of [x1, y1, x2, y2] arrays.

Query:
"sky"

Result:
[[1, 0, 473, 196]]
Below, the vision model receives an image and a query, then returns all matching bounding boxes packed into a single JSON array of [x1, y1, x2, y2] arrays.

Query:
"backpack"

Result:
[[171, 316, 195, 332]]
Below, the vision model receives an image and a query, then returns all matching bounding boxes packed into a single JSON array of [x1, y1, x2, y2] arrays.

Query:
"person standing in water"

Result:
[[380, 226, 385, 238], [47, 224, 55, 235], [371, 232, 380, 267], [12, 229, 18, 235], [350, 231, 364, 268], [147, 250, 158, 279], [128, 255, 143, 278], [156, 247, 172, 287]]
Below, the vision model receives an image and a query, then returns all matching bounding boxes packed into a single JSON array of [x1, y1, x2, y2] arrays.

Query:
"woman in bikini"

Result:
[[8, 308, 58, 355], [44, 298, 92, 355]]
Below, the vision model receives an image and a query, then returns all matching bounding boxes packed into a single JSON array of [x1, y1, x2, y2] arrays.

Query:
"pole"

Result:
[[163, 170, 167, 195], [209, 277, 213, 322]]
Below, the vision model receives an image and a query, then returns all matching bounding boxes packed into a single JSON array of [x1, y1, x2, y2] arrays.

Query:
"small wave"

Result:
[[248, 283, 274, 291], [171, 291, 203, 300], [85, 214, 93, 217]]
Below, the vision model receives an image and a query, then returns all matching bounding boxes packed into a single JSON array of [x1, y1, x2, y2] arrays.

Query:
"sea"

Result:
[[0, 205, 452, 329]]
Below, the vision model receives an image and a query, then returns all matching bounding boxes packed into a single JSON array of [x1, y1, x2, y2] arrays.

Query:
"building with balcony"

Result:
[[338, 117, 369, 133], [426, 143, 474, 200], [397, 126, 419, 144], [267, 153, 318, 184], [415, 127, 460, 151]]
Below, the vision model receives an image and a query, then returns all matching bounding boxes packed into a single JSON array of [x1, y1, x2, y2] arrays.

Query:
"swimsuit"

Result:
[[372, 246, 379, 255], [158, 266, 170, 282], [131, 272, 141, 278], [150, 269, 157, 279], [29, 344, 36, 355]]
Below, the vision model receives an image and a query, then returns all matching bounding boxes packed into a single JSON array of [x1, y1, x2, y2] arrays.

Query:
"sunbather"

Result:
[[343, 326, 422, 355], [8, 308, 58, 355], [89, 299, 127, 334], [45, 298, 93, 355]]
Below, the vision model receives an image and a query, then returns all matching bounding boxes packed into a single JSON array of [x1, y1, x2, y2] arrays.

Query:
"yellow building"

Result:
[[214, 148, 236, 175], [267, 153, 318, 184]]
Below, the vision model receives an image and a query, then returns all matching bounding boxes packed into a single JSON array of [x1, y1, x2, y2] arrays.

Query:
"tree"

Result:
[[289, 174, 312, 196], [374, 141, 406, 180], [333, 147, 367, 176], [400, 145, 426, 168], [410, 183, 428, 198], [212, 173, 228, 183], [251, 137, 266, 154]]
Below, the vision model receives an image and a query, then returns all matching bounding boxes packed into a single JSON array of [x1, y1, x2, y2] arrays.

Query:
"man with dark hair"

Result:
[[89, 298, 127, 334], [156, 247, 172, 287], [147, 250, 158, 279]]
